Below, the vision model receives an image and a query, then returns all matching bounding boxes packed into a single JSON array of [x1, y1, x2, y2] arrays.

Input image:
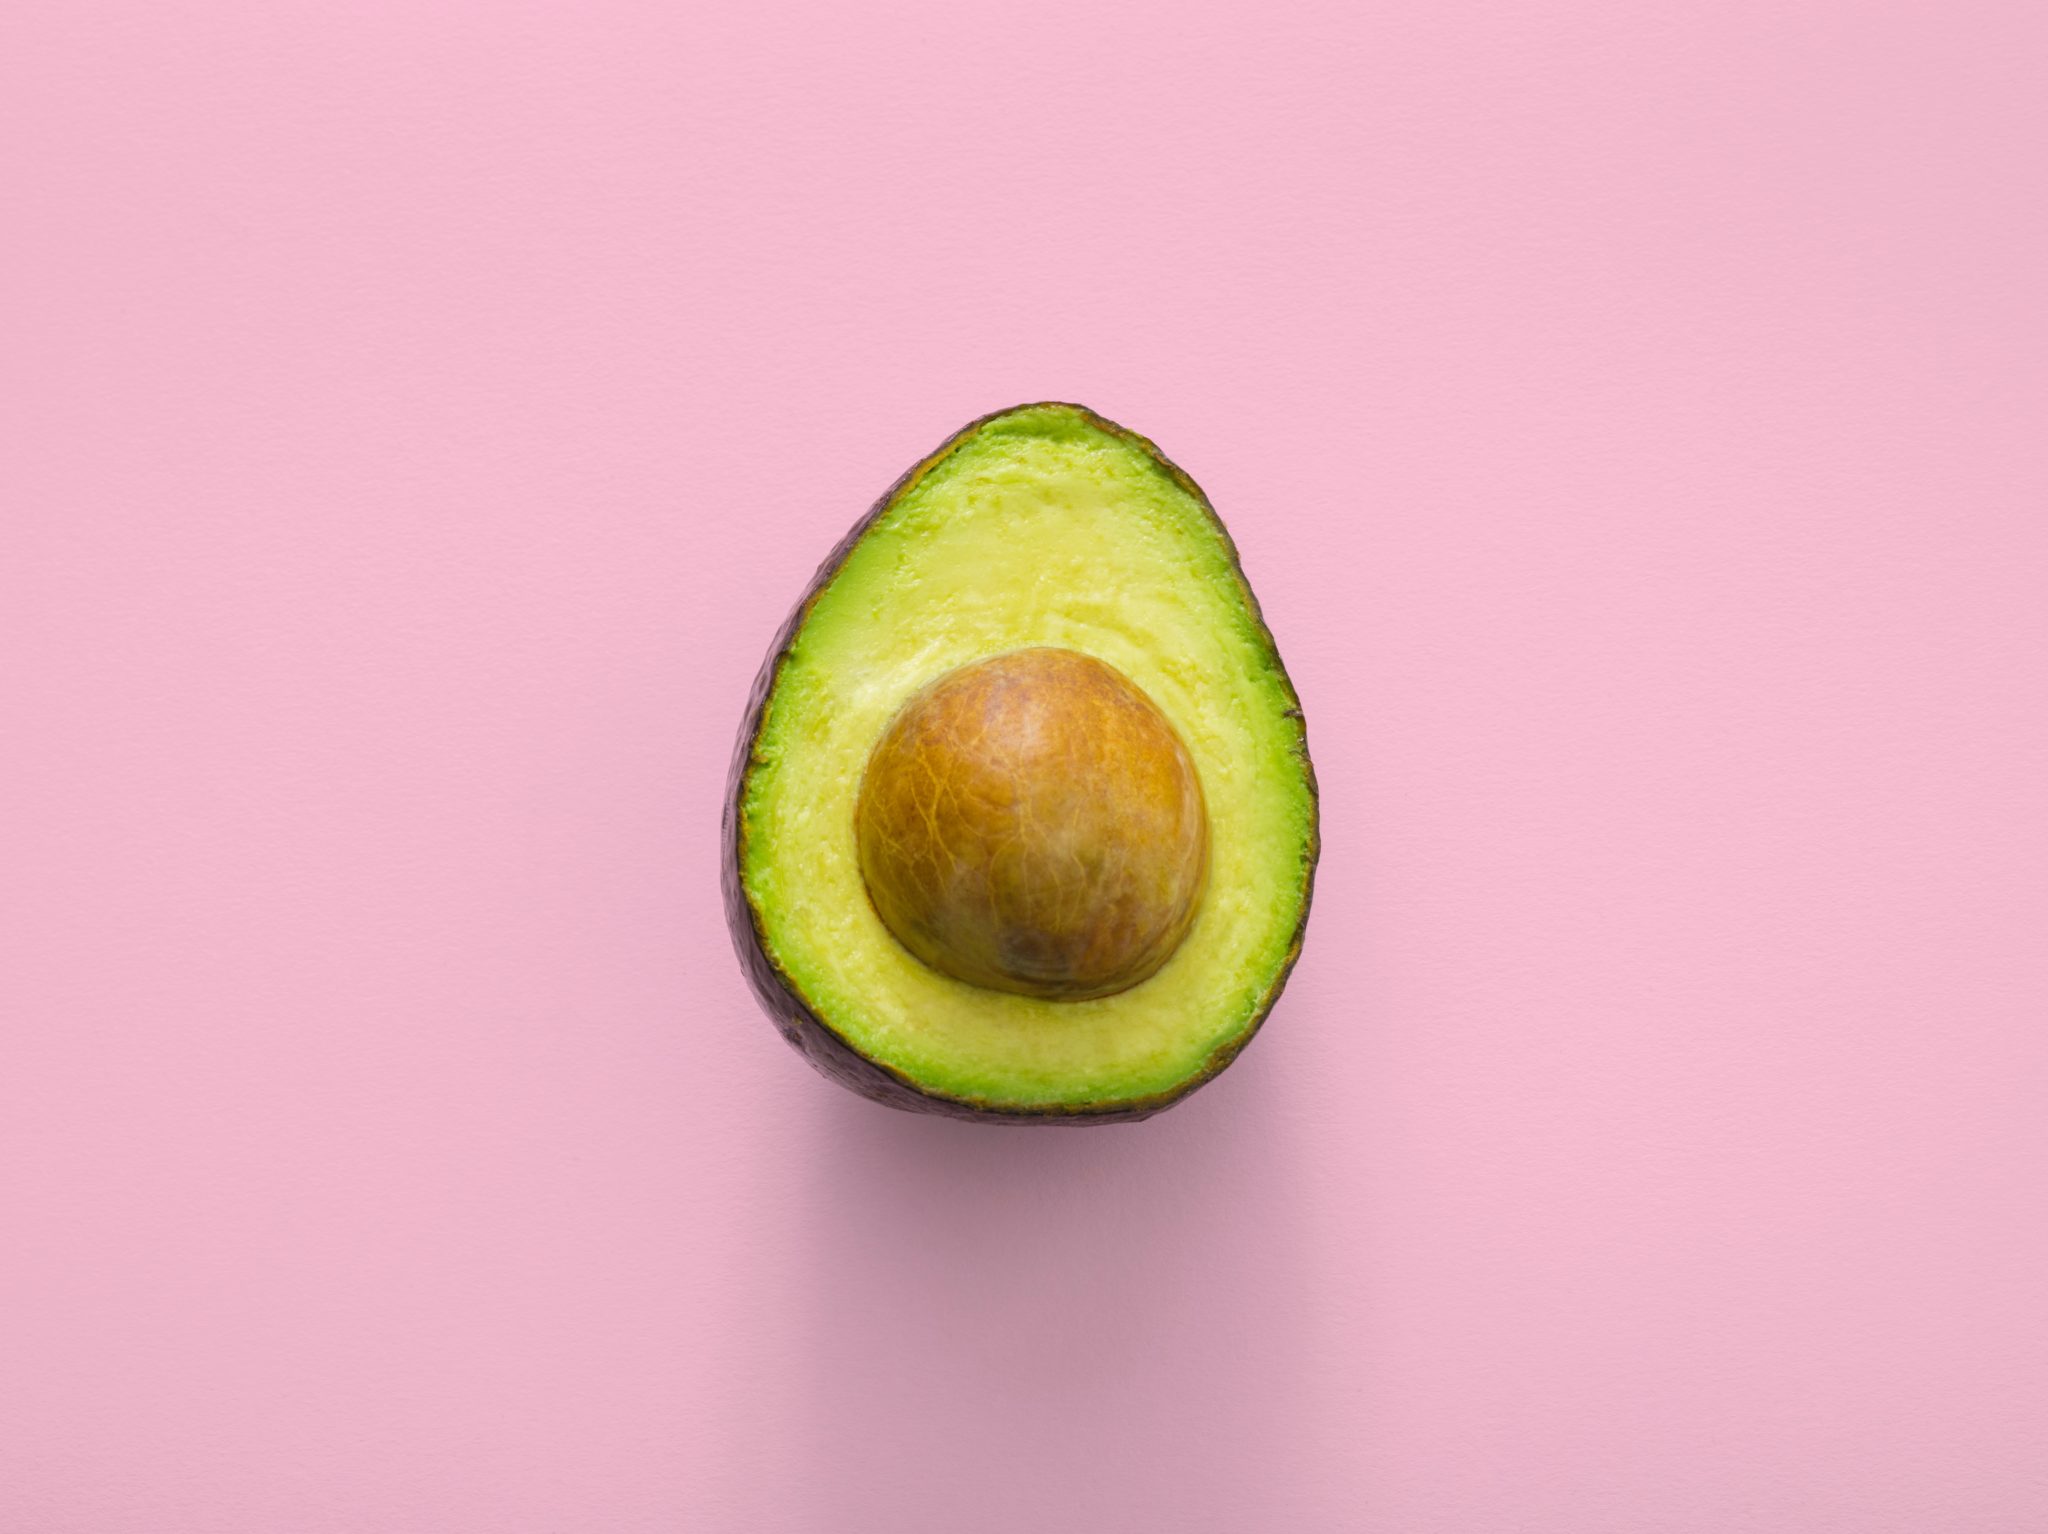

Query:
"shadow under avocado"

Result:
[[784, 1050, 1317, 1529]]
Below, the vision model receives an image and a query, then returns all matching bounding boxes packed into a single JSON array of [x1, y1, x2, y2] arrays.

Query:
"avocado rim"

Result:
[[720, 403, 1320, 1124]]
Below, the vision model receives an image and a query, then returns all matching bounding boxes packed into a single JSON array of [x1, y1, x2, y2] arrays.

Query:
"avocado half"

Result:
[[722, 403, 1318, 1124]]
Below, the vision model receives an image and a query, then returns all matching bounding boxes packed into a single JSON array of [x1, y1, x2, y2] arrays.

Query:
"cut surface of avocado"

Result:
[[726, 403, 1317, 1120]]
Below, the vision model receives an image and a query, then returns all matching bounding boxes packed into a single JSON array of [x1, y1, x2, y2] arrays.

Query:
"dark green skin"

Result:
[[721, 403, 1320, 1124]]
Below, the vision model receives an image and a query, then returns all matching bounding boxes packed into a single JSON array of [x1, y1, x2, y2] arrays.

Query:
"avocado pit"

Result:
[[855, 647, 1209, 1001]]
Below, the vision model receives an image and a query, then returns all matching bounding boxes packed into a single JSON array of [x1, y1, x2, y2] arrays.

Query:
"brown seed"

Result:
[[855, 647, 1210, 1001]]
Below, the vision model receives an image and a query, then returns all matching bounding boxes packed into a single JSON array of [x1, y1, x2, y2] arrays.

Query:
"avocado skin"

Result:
[[721, 404, 1320, 1124]]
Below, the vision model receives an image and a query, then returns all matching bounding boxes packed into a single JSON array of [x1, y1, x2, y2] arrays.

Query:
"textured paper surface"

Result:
[[4, 3, 2045, 1529]]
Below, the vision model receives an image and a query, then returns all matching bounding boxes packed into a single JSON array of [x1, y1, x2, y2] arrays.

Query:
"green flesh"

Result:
[[738, 404, 1315, 1112]]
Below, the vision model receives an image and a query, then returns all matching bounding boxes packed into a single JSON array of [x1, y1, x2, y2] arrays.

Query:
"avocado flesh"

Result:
[[730, 403, 1317, 1118]]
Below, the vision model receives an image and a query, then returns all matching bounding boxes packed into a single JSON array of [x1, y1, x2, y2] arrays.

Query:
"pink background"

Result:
[[5, 3, 2046, 1529]]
